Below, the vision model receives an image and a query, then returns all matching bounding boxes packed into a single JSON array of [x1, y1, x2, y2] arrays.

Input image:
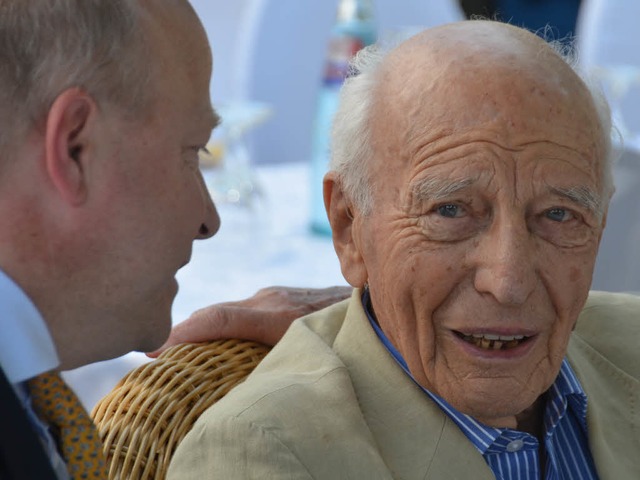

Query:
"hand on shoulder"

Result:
[[148, 286, 352, 356]]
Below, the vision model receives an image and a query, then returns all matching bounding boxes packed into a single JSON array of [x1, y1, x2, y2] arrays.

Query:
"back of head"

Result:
[[0, 0, 150, 154]]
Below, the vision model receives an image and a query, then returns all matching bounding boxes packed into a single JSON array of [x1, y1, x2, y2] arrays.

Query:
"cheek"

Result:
[[370, 244, 471, 361], [152, 166, 201, 222], [569, 266, 581, 283], [542, 246, 597, 304], [541, 250, 595, 352], [366, 212, 471, 297]]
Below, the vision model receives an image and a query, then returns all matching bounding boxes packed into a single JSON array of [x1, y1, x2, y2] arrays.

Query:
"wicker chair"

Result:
[[91, 339, 271, 479]]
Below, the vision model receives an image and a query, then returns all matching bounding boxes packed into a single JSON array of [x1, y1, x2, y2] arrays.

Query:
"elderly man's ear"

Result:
[[44, 88, 98, 206], [323, 172, 368, 288]]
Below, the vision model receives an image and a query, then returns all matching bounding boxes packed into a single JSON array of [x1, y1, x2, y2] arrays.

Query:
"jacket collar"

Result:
[[333, 289, 640, 479], [333, 290, 494, 479], [567, 333, 640, 479]]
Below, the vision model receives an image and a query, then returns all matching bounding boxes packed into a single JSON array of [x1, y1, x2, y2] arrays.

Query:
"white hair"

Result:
[[0, 0, 151, 152], [330, 45, 385, 214], [330, 26, 616, 215]]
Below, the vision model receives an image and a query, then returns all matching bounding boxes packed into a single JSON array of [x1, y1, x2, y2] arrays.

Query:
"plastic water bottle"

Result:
[[310, 0, 376, 236]]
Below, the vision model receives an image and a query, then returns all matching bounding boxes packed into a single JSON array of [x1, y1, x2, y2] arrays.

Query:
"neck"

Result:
[[0, 245, 107, 371], [516, 395, 546, 440]]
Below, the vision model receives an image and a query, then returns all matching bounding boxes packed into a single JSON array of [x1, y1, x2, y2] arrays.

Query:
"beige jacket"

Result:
[[169, 290, 640, 479]]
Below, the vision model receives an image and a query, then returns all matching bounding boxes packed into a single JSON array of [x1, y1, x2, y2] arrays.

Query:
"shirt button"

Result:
[[506, 439, 524, 452]]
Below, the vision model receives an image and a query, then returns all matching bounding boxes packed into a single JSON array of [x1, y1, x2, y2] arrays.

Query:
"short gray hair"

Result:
[[0, 0, 151, 152], [330, 45, 384, 214], [330, 27, 615, 215]]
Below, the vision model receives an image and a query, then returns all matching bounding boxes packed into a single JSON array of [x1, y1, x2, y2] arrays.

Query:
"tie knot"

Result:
[[28, 371, 89, 428], [27, 371, 108, 479]]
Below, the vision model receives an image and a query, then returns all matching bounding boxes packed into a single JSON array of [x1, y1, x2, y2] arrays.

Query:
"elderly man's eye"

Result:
[[436, 204, 461, 218], [545, 208, 573, 222]]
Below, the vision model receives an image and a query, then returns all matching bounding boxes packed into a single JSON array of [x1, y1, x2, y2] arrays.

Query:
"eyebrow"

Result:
[[548, 185, 603, 217], [411, 177, 604, 217], [411, 177, 476, 201]]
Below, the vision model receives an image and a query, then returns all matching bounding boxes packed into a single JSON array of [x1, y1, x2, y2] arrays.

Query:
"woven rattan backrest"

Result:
[[91, 339, 270, 479]]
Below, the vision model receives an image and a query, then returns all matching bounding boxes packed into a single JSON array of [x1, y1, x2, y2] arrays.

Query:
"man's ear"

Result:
[[44, 88, 97, 206], [323, 171, 368, 287]]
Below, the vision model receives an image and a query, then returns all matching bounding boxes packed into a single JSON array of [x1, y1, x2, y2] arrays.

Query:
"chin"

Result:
[[464, 398, 535, 428], [447, 381, 542, 427], [134, 306, 173, 352], [154, 310, 174, 345]]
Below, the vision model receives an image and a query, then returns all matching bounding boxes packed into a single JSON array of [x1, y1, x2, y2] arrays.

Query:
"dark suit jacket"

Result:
[[0, 367, 57, 480]]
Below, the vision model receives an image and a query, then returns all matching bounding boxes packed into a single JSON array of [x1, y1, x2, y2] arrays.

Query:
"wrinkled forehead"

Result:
[[369, 22, 604, 176]]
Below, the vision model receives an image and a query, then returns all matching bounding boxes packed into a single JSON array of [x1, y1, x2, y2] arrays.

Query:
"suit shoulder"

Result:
[[574, 291, 640, 378], [196, 298, 361, 430], [578, 291, 640, 334], [183, 304, 386, 477]]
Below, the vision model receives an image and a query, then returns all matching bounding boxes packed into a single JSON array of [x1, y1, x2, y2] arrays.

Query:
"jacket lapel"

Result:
[[333, 293, 494, 479], [0, 367, 58, 480], [330, 290, 640, 479], [567, 334, 640, 479]]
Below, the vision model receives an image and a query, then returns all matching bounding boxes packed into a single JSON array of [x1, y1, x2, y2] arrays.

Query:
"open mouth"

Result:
[[454, 332, 532, 351]]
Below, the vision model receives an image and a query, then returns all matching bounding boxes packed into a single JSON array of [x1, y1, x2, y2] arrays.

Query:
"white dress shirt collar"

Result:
[[0, 268, 60, 383]]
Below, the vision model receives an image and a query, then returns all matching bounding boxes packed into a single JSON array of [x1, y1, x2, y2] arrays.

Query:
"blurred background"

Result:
[[70, 0, 640, 410]]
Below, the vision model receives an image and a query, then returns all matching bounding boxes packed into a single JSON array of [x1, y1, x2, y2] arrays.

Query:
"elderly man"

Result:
[[0, 1, 350, 478], [168, 21, 640, 479]]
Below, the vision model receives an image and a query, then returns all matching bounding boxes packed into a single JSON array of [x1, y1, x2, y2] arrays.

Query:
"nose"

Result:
[[196, 171, 220, 240], [473, 215, 537, 306]]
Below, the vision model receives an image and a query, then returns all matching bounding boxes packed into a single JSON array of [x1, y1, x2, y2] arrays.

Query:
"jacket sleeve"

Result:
[[167, 414, 314, 480]]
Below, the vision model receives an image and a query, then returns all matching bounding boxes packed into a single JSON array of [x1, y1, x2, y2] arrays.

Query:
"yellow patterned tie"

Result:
[[28, 371, 108, 480]]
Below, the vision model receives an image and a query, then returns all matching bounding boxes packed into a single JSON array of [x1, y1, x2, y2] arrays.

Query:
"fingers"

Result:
[[146, 306, 231, 357], [146, 286, 353, 357], [252, 285, 353, 313], [146, 305, 285, 357], [304, 286, 353, 311]]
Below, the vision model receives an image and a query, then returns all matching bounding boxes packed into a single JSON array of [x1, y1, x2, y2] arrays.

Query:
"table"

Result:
[[64, 162, 347, 409]]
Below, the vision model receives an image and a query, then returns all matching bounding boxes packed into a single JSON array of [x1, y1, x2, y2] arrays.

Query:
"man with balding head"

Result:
[[169, 21, 639, 479], [0, 0, 222, 478]]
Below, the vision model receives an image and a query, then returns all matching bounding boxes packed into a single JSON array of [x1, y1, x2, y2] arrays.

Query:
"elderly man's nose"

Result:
[[473, 223, 536, 305]]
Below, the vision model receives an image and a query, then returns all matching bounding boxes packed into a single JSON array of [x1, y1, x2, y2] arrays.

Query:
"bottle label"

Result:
[[323, 35, 365, 85]]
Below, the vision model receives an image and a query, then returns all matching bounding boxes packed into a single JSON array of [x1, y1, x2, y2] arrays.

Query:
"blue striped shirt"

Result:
[[362, 292, 599, 479]]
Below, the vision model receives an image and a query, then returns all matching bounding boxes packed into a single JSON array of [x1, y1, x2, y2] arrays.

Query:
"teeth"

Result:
[[505, 335, 525, 341], [467, 333, 525, 341], [483, 334, 500, 340], [461, 333, 529, 351]]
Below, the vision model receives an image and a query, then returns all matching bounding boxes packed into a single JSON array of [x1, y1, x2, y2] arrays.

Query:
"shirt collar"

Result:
[[361, 288, 589, 451], [0, 268, 59, 384], [545, 357, 589, 435]]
